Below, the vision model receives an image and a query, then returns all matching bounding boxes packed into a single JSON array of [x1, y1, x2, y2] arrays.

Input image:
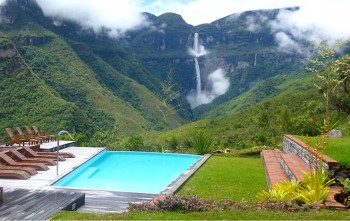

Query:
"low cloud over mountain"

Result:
[[36, 0, 148, 37]]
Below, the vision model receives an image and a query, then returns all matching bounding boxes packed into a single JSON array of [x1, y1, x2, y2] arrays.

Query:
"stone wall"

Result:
[[283, 135, 339, 173]]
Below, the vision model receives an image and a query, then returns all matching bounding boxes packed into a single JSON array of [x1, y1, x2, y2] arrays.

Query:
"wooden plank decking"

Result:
[[55, 188, 157, 213], [0, 147, 103, 219], [0, 187, 85, 220]]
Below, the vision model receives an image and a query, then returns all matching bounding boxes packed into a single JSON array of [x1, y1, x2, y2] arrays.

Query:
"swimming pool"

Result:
[[53, 151, 202, 194]]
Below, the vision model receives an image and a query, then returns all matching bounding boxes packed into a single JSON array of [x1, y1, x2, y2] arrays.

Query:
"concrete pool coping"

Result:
[[0, 147, 210, 213], [161, 154, 211, 195]]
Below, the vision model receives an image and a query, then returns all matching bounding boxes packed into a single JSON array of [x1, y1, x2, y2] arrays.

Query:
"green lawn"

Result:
[[177, 155, 266, 200], [51, 154, 349, 220], [295, 136, 350, 168]]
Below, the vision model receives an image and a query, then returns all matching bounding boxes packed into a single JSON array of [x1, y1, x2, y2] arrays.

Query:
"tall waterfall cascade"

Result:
[[186, 33, 230, 109], [193, 33, 202, 95]]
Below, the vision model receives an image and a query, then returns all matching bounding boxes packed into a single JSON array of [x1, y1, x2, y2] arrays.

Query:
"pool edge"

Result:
[[161, 154, 211, 195], [48, 147, 106, 186]]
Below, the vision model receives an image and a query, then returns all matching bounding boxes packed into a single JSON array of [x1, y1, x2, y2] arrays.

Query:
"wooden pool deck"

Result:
[[0, 187, 85, 220], [0, 146, 210, 217]]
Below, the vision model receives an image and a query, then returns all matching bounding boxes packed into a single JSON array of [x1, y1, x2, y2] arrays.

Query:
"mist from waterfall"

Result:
[[186, 33, 230, 109]]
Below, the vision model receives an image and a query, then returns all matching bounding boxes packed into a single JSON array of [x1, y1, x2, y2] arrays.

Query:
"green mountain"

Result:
[[0, 31, 89, 134], [0, 0, 185, 140], [1, 0, 347, 145], [123, 8, 306, 117], [142, 71, 350, 150]]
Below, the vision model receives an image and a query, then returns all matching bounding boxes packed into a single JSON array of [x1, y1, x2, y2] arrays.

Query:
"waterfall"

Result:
[[193, 33, 199, 56], [193, 33, 201, 95], [254, 53, 257, 66], [194, 58, 201, 95], [187, 32, 229, 109]]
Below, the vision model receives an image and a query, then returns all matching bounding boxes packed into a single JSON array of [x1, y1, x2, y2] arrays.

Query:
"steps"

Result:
[[261, 150, 288, 187], [279, 152, 310, 182], [261, 150, 309, 186], [261, 148, 345, 209]]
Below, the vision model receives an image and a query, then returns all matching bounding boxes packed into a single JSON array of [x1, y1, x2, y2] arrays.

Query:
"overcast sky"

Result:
[[1, 0, 349, 43]]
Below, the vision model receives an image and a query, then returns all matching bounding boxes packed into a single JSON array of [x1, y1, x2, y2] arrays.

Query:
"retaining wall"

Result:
[[283, 135, 339, 173]]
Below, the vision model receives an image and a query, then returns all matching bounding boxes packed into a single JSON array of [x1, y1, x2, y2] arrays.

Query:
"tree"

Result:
[[306, 41, 346, 133], [331, 54, 350, 114], [124, 135, 144, 151], [157, 69, 180, 126]]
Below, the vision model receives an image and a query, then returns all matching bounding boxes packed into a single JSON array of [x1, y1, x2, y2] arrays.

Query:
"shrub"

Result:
[[340, 178, 350, 194], [190, 130, 213, 155], [168, 136, 178, 152], [129, 195, 219, 212], [295, 170, 334, 206], [123, 135, 144, 151], [88, 127, 120, 148], [129, 195, 252, 212], [73, 133, 88, 147], [339, 178, 350, 207], [129, 195, 299, 212], [257, 169, 334, 207], [257, 180, 299, 202]]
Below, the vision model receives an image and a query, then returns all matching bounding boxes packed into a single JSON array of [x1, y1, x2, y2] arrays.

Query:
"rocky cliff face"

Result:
[[0, 41, 26, 75], [0, 45, 16, 58]]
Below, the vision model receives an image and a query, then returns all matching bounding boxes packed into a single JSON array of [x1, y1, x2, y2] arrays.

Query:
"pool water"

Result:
[[53, 151, 202, 194]]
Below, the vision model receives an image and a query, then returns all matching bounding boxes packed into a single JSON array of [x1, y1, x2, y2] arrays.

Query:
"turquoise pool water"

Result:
[[53, 151, 202, 194]]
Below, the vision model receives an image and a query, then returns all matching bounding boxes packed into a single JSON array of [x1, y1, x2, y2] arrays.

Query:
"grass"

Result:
[[177, 155, 266, 200], [52, 210, 350, 220], [295, 136, 350, 168]]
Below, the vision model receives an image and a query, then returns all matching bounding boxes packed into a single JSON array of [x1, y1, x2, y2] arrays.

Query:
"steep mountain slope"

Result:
[[4, 24, 149, 135], [0, 31, 88, 137], [68, 40, 184, 129], [142, 72, 328, 148], [0, 0, 323, 141], [0, 0, 185, 137]]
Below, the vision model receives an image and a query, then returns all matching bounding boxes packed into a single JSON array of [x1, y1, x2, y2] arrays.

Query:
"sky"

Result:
[[28, 0, 350, 42]]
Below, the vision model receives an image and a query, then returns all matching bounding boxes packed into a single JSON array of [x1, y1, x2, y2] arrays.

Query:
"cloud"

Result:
[[274, 32, 303, 54], [245, 14, 268, 32], [35, 0, 148, 37], [207, 68, 230, 96], [186, 68, 230, 109], [144, 0, 301, 26], [0, 0, 6, 24], [145, 0, 350, 52], [270, 0, 350, 49]]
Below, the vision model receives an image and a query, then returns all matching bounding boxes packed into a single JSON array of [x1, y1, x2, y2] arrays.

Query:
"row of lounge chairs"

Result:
[[5, 126, 56, 147], [0, 144, 75, 179]]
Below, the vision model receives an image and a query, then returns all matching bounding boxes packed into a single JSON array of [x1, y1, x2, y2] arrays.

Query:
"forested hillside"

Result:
[[0, 32, 87, 134], [0, 0, 348, 146], [0, 0, 184, 139]]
